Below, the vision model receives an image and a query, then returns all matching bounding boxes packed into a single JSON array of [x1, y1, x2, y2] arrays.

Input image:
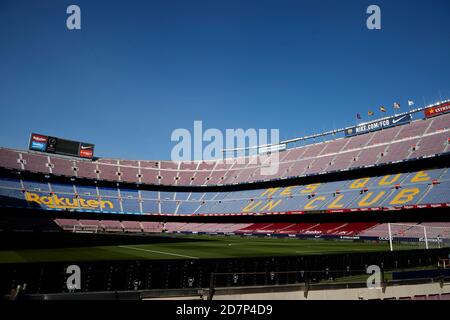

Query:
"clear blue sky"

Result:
[[1, 0, 449, 160]]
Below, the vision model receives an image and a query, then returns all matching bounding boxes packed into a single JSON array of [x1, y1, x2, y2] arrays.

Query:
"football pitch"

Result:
[[0, 234, 414, 264]]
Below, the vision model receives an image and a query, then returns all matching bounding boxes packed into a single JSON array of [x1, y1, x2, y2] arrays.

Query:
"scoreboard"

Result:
[[29, 133, 94, 159]]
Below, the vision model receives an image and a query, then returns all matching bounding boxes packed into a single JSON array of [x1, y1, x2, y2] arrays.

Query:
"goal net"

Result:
[[72, 225, 99, 234], [388, 223, 450, 251]]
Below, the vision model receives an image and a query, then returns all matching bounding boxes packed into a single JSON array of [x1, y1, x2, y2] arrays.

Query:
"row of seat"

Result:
[[50, 220, 450, 240], [1, 167, 448, 215], [1, 113, 449, 186], [235, 222, 378, 236], [2, 215, 448, 241]]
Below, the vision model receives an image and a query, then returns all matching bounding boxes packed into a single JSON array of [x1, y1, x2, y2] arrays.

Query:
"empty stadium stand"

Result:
[[47, 219, 450, 244], [0, 112, 448, 187], [0, 167, 449, 215]]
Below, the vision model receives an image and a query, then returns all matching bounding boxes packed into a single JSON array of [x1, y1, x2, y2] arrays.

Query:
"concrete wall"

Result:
[[212, 281, 450, 300]]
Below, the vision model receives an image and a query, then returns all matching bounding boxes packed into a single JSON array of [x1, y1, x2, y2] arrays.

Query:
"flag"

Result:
[[368, 110, 374, 116], [356, 113, 361, 120], [380, 106, 386, 112], [393, 102, 401, 109], [408, 100, 414, 106]]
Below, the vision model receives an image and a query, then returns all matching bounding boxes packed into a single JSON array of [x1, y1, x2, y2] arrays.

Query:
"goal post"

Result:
[[388, 223, 393, 252], [387, 223, 450, 251]]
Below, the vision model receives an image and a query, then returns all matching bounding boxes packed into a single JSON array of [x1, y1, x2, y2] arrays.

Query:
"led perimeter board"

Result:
[[29, 133, 94, 159]]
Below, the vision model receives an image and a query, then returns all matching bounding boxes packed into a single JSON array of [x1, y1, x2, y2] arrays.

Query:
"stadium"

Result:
[[1, 99, 450, 300], [2, 0, 450, 307]]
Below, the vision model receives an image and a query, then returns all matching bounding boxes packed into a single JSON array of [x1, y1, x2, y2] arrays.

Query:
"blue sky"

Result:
[[0, 0, 449, 160]]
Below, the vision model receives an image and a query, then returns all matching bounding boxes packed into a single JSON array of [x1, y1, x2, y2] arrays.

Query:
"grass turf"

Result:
[[0, 234, 420, 264]]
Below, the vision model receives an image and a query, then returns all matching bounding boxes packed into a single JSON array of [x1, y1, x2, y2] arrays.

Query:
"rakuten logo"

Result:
[[32, 135, 47, 143], [25, 192, 113, 210]]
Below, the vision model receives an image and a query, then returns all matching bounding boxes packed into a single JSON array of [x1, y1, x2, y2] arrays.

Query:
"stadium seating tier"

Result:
[[0, 113, 448, 187]]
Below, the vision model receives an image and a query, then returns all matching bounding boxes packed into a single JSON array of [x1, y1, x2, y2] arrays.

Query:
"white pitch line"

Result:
[[118, 245, 199, 259]]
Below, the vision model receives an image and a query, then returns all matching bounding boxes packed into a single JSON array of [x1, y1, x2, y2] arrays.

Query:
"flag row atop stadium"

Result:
[[223, 99, 450, 154], [359, 99, 415, 119]]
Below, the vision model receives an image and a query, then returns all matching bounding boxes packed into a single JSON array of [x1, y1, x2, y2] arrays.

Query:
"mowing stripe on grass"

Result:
[[118, 245, 199, 259]]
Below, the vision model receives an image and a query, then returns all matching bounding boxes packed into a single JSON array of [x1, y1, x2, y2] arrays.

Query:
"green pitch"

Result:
[[0, 234, 409, 264]]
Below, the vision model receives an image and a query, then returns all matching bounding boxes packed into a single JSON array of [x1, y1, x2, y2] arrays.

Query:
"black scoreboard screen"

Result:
[[29, 133, 95, 159]]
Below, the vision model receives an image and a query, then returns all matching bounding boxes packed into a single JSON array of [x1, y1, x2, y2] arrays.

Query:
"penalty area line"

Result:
[[118, 245, 199, 259]]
